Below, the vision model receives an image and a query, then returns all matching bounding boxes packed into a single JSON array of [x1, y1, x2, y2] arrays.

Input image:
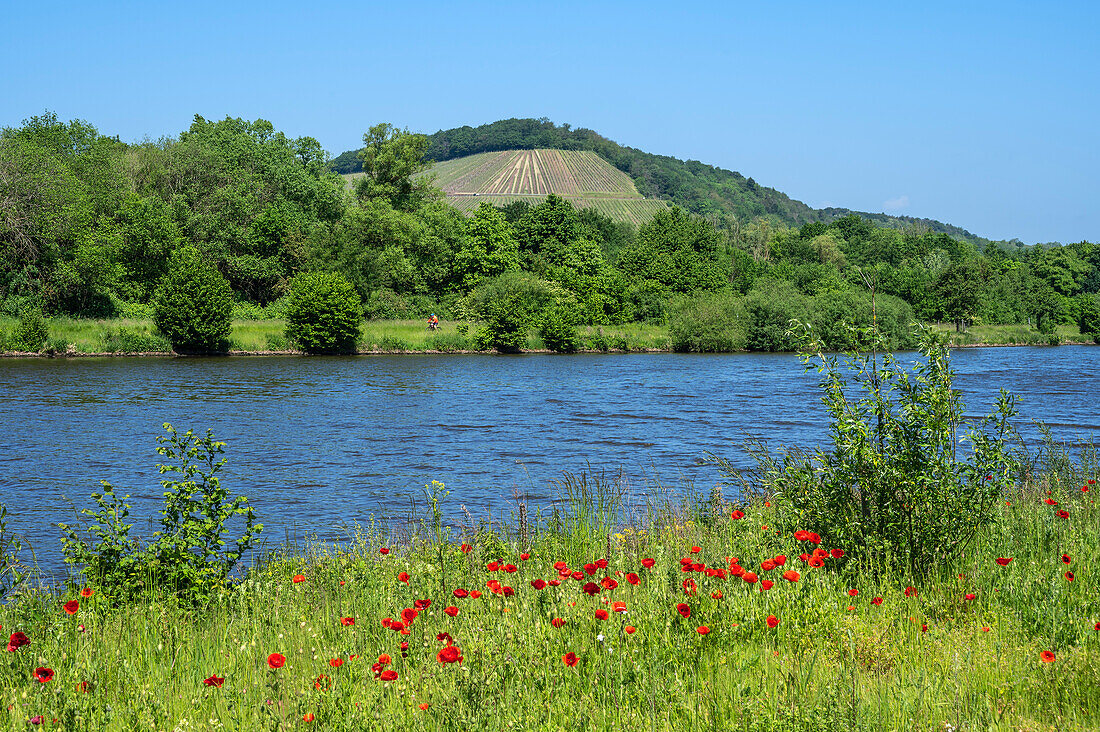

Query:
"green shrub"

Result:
[[59, 424, 262, 606], [284, 271, 362, 354], [467, 272, 554, 352], [585, 330, 610, 352], [10, 302, 49, 352], [1078, 293, 1100, 343], [714, 326, 1021, 579], [152, 247, 233, 353], [743, 280, 809, 352], [538, 305, 580, 353], [668, 293, 747, 352]]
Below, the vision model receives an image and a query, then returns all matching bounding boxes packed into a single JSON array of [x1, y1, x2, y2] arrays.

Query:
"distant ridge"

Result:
[[331, 118, 986, 242]]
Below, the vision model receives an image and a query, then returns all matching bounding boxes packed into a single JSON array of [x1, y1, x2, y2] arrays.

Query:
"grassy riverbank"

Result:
[[1, 476, 1098, 731], [0, 316, 1093, 356]]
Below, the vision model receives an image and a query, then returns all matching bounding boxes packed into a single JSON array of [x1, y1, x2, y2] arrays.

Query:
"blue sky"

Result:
[[2, 1, 1096, 243]]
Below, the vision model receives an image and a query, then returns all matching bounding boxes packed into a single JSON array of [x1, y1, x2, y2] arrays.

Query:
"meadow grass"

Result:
[[2, 469, 1098, 731]]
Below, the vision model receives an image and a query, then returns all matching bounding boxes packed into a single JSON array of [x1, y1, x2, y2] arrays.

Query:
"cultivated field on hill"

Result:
[[343, 149, 668, 225]]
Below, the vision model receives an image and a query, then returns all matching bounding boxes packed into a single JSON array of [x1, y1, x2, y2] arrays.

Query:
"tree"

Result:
[[284, 271, 362, 354], [454, 203, 520, 290], [152, 246, 233, 353], [934, 260, 981, 332], [355, 123, 434, 211]]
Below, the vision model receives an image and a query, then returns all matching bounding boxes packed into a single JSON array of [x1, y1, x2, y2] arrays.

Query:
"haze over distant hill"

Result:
[[332, 118, 987, 243]]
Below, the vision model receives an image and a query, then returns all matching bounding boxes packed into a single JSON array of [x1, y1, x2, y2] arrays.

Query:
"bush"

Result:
[[1078, 293, 1100, 343], [743, 280, 809, 352], [9, 302, 49, 352], [468, 272, 554, 352], [152, 247, 233, 353], [284, 271, 362, 354], [538, 305, 580, 353], [714, 326, 1021, 579], [59, 424, 262, 606], [668, 293, 747, 352]]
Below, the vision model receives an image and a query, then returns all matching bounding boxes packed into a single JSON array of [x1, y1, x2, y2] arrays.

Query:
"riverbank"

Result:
[[1, 479, 1097, 731], [0, 317, 1093, 357]]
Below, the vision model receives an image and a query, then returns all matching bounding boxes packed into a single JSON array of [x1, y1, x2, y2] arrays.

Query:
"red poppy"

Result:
[[202, 673, 225, 687], [760, 580, 774, 591], [731, 510, 745, 520], [601, 577, 618, 590], [63, 600, 79, 615], [1084, 485, 1092, 493], [782, 570, 800, 583], [812, 548, 829, 560], [460, 543, 472, 553], [761, 560, 775, 572], [682, 578, 697, 596], [397, 572, 410, 584], [470, 590, 482, 599], [415, 598, 431, 610], [453, 588, 468, 598], [964, 593, 976, 601], [871, 597, 883, 606], [562, 652, 579, 667], [766, 615, 779, 628], [687, 546, 699, 554], [378, 653, 392, 664], [292, 574, 305, 583], [80, 587, 93, 598], [1095, 622, 1100, 631], [520, 553, 530, 560], [711, 590, 723, 599], [1062, 554, 1071, 564], [641, 558, 656, 569], [696, 625, 710, 635], [676, 603, 691, 619], [921, 624, 928, 633], [267, 653, 286, 669], [773, 555, 787, 566], [583, 563, 597, 576], [1056, 510, 1070, 519], [794, 530, 811, 541], [379, 548, 390, 555], [487, 561, 500, 572], [595, 609, 609, 620], [504, 564, 518, 573], [625, 625, 636, 634], [1044, 498, 1058, 505], [7, 631, 30, 652], [571, 571, 584, 581], [807, 558, 824, 569], [626, 572, 640, 585], [904, 587, 917, 598], [329, 658, 344, 668], [1040, 650, 1055, 663], [33, 667, 54, 683], [303, 714, 315, 722], [596, 558, 609, 569], [419, 703, 430, 711], [799, 553, 810, 563], [549, 579, 562, 586], [981, 626, 991, 632], [831, 549, 844, 558], [742, 572, 759, 584], [1065, 571, 1075, 582], [848, 589, 858, 597], [402, 608, 418, 624], [996, 558, 1013, 566], [437, 646, 463, 664], [551, 618, 566, 628], [380, 669, 398, 681]]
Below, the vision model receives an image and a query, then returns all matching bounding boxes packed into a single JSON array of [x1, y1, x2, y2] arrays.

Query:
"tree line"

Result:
[[1, 113, 1097, 352]]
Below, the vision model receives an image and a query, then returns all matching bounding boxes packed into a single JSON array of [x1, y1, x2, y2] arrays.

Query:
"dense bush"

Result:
[[743, 279, 809, 351], [1079, 293, 1100, 342], [468, 271, 555, 352], [284, 271, 362, 354], [538, 304, 580, 353], [9, 302, 49, 352], [59, 424, 262, 605], [668, 293, 747, 352], [152, 247, 233, 353], [809, 291, 916, 351]]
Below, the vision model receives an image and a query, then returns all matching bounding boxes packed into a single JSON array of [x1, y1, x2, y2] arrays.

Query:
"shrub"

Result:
[[538, 305, 580, 353], [713, 325, 1021, 579], [668, 293, 747, 352], [152, 247, 233, 353], [59, 424, 262, 605], [468, 272, 554, 352], [743, 280, 809, 352], [1078, 293, 1100, 343], [10, 302, 49, 352], [284, 271, 362, 354]]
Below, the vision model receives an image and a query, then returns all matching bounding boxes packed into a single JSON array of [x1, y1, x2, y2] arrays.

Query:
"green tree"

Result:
[[152, 246, 233, 353], [355, 123, 434, 211], [468, 271, 555, 352], [454, 203, 520, 290], [934, 260, 981, 332], [284, 271, 362, 354]]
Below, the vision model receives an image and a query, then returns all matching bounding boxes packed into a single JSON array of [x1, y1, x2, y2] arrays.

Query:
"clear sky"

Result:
[[2, 1, 1096, 243]]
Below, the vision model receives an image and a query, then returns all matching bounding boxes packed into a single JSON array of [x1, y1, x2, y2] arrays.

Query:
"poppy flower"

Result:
[[582, 582, 600, 596], [641, 558, 656, 569], [996, 558, 1013, 566], [1056, 510, 1069, 519], [766, 615, 779, 628], [378, 653, 392, 664], [596, 559, 609, 569], [460, 543, 473, 553], [626, 573, 640, 585], [807, 558, 824, 569], [682, 578, 697, 596], [292, 574, 305, 583], [415, 598, 432, 610], [380, 670, 398, 681], [871, 597, 883, 606], [696, 626, 710, 635], [520, 553, 530, 560], [690, 546, 701, 554], [595, 609, 609, 620], [773, 555, 787, 566], [504, 564, 518, 573], [1065, 571, 1075, 582], [402, 608, 418, 624], [760, 560, 775, 572], [379, 548, 390, 555], [831, 549, 844, 558], [1044, 498, 1058, 505], [904, 587, 917, 598], [712, 590, 724, 599], [76, 681, 90, 693], [964, 593, 976, 601], [601, 577, 618, 590], [742, 572, 759, 584], [625, 625, 636, 634], [848, 589, 858, 597], [303, 714, 315, 722], [549, 579, 562, 586], [676, 603, 691, 619], [63, 600, 79, 615], [33, 667, 54, 683], [202, 673, 225, 687], [1062, 554, 1071, 564], [80, 588, 93, 598], [338, 616, 355, 626], [981, 627, 990, 632], [583, 563, 597, 576], [487, 561, 500, 572], [731, 510, 745, 520], [782, 570, 800, 583], [794, 530, 810, 541], [1095, 622, 1100, 631], [563, 652, 579, 667], [7, 631, 30, 652], [760, 580, 774, 591], [1040, 651, 1055, 663], [314, 674, 331, 690], [799, 553, 810, 563], [329, 658, 344, 668], [612, 601, 627, 613], [437, 646, 463, 664], [470, 590, 482, 599], [921, 624, 928, 633], [812, 548, 828, 560], [571, 571, 584, 581], [1084, 485, 1092, 493], [419, 703, 430, 711], [267, 653, 286, 669], [551, 618, 566, 628], [453, 588, 468, 598], [397, 572, 410, 584]]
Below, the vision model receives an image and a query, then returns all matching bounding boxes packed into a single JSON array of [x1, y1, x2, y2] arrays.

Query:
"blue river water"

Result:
[[1, 347, 1097, 575]]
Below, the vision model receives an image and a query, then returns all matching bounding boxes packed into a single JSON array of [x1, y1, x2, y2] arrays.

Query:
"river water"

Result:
[[1, 347, 1097, 575]]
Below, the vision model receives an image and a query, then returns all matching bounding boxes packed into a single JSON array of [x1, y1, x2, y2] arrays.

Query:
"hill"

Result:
[[331, 118, 986, 242]]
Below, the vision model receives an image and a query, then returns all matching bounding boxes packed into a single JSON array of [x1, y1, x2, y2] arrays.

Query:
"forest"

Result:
[[1, 113, 1098, 352]]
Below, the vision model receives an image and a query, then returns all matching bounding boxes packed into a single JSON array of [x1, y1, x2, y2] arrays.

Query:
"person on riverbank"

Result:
[[427, 313, 439, 330]]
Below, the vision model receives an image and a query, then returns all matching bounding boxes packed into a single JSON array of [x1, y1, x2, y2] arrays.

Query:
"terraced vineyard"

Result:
[[419, 149, 668, 225]]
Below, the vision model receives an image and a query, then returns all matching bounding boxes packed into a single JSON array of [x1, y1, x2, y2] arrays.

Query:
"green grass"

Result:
[[931, 322, 1093, 347], [2, 473, 1099, 730]]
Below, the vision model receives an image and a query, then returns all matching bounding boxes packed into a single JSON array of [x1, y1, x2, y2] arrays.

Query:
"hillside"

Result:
[[331, 118, 986, 242]]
